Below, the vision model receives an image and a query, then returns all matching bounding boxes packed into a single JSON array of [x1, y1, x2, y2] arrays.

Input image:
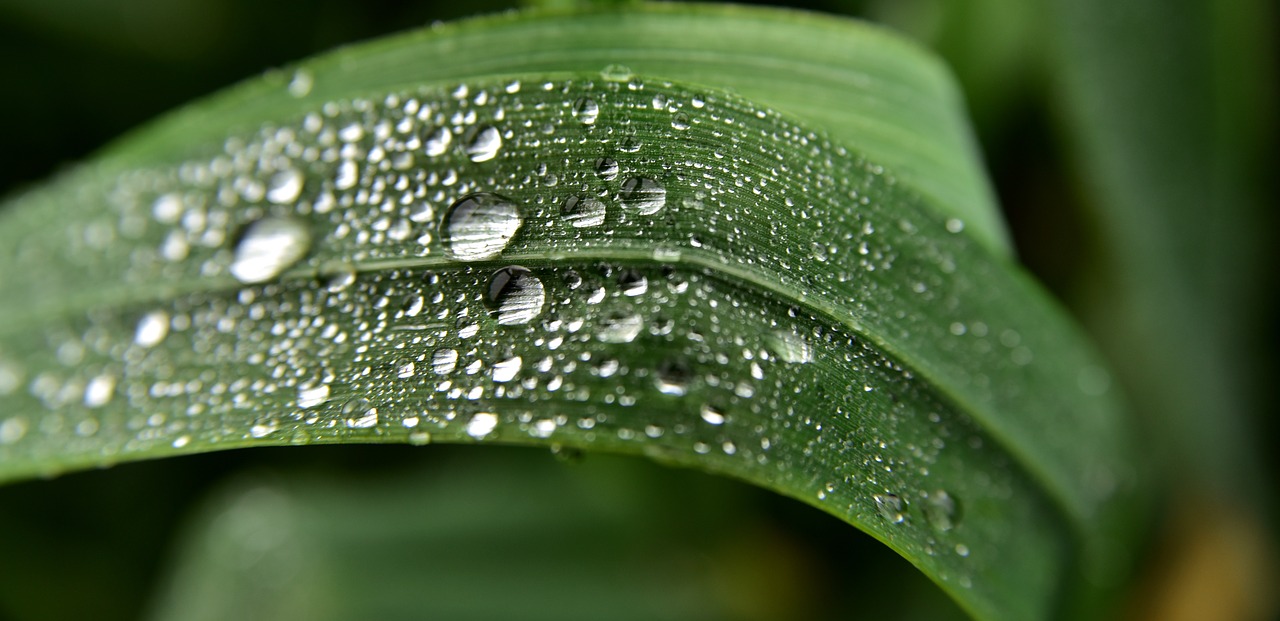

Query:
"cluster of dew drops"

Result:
[[0, 65, 1002, 579]]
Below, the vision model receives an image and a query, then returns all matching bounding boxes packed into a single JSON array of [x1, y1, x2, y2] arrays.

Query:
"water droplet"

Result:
[[83, 374, 115, 408], [700, 404, 726, 425], [463, 124, 502, 162], [923, 489, 959, 532], [618, 269, 648, 296], [600, 64, 634, 82], [486, 266, 546, 326], [342, 398, 378, 428], [297, 383, 330, 409], [571, 96, 599, 125], [423, 127, 452, 157], [597, 311, 643, 343], [467, 412, 499, 438], [0, 417, 27, 445], [491, 356, 522, 382], [946, 218, 965, 233], [561, 195, 606, 228], [250, 419, 279, 438], [408, 430, 433, 445], [874, 493, 906, 524], [619, 177, 666, 215], [134, 311, 170, 348], [230, 216, 311, 284], [594, 157, 619, 181], [671, 112, 691, 130], [440, 193, 522, 261], [324, 265, 357, 292], [655, 359, 691, 396], [287, 69, 313, 97], [266, 169, 304, 204], [397, 360, 416, 379], [769, 330, 814, 364], [955, 544, 970, 557], [431, 348, 459, 375]]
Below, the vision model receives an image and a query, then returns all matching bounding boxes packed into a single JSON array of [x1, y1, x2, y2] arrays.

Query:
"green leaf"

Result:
[[0, 5, 1143, 620]]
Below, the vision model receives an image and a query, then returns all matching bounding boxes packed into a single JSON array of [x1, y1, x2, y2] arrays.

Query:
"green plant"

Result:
[[0, 2, 1273, 620]]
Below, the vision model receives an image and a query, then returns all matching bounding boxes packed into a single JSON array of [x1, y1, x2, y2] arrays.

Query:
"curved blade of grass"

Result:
[[0, 5, 1143, 620]]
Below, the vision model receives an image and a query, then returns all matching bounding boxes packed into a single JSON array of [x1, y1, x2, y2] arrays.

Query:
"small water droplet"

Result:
[[463, 124, 502, 162], [134, 311, 170, 348], [440, 193, 522, 261], [83, 374, 115, 408], [594, 157, 619, 181], [230, 217, 311, 284], [266, 169, 304, 204], [467, 412, 499, 438], [955, 544, 970, 557], [600, 64, 633, 82], [408, 430, 433, 445], [769, 330, 814, 364], [700, 404, 726, 425], [397, 360, 416, 379], [423, 127, 452, 157], [923, 489, 959, 532], [874, 493, 906, 524], [655, 359, 691, 396], [342, 398, 378, 428], [431, 348, 459, 375], [671, 112, 691, 130], [487, 266, 546, 326], [491, 356, 522, 382], [0, 417, 27, 445], [597, 311, 643, 343], [618, 269, 648, 296], [571, 96, 599, 125], [561, 195, 606, 228], [297, 383, 330, 409], [250, 419, 279, 438], [619, 177, 666, 215], [324, 265, 357, 292], [287, 69, 313, 97], [946, 218, 965, 233]]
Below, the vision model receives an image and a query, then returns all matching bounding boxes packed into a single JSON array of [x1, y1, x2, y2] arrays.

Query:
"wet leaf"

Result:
[[0, 5, 1144, 620]]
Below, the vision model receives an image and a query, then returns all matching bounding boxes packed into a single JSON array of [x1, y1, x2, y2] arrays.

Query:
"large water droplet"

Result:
[[874, 493, 906, 524], [700, 404, 726, 425], [491, 356, 522, 383], [571, 96, 599, 125], [486, 266, 546, 326], [561, 195, 606, 228], [440, 193, 522, 261], [671, 112, 691, 130], [230, 216, 311, 284], [618, 269, 648, 296], [619, 177, 666, 215], [463, 124, 502, 162], [83, 374, 115, 408]]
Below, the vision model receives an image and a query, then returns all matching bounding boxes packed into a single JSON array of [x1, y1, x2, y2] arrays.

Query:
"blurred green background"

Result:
[[0, 0, 1274, 619]]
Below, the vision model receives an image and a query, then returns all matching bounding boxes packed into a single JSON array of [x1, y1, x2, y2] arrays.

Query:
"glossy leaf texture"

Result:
[[0, 5, 1143, 620]]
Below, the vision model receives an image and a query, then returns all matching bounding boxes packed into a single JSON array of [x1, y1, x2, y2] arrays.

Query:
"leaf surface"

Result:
[[0, 5, 1142, 620]]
